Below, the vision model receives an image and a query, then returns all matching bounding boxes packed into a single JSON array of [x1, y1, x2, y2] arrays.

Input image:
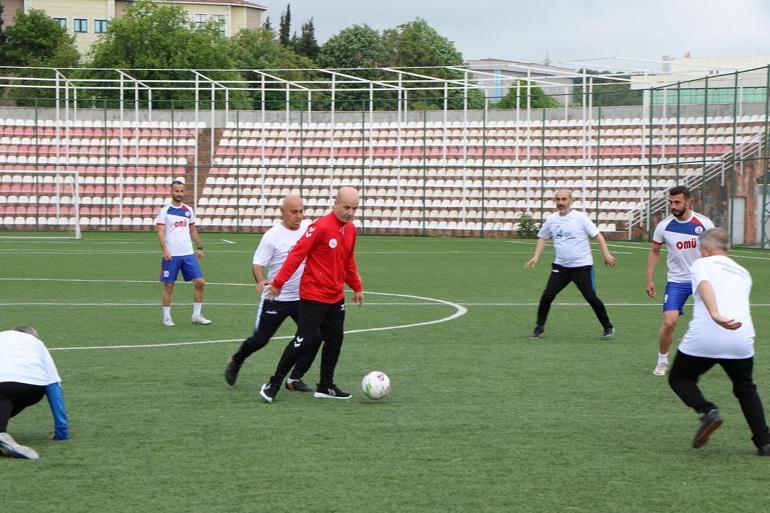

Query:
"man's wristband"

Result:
[[197, 246, 203, 250]]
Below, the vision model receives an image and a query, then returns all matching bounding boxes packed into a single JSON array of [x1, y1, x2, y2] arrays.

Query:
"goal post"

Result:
[[0, 169, 81, 239]]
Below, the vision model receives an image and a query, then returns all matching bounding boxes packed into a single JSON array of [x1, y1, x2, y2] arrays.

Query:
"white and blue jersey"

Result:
[[156, 203, 196, 257], [652, 212, 714, 283], [652, 211, 714, 313]]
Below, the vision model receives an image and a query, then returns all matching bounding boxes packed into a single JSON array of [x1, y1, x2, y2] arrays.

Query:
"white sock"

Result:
[[163, 306, 171, 319], [193, 303, 202, 316], [658, 352, 668, 365]]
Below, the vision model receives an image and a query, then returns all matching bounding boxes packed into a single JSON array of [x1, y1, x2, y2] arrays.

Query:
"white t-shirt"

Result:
[[0, 330, 62, 386], [679, 255, 755, 359], [253, 219, 311, 302], [652, 212, 714, 283], [537, 210, 600, 267], [155, 203, 197, 257]]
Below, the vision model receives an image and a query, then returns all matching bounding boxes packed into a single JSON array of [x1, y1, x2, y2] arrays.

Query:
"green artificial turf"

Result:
[[1, 232, 769, 512]]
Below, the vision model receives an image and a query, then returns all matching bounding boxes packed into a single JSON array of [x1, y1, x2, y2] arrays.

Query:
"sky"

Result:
[[254, 0, 770, 68]]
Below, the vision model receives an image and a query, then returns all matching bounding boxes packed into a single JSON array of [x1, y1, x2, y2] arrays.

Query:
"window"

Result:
[[94, 19, 108, 33], [210, 14, 227, 35], [53, 17, 67, 29], [73, 18, 88, 33], [194, 13, 207, 29]]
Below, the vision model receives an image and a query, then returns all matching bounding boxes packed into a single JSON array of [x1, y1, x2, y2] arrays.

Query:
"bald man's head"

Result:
[[333, 187, 359, 223], [280, 194, 304, 230]]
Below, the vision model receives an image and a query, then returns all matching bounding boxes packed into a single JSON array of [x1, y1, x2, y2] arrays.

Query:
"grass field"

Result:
[[1, 231, 770, 513]]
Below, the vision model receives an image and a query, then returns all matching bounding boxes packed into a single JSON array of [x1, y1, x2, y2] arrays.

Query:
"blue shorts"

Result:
[[160, 255, 203, 283], [663, 281, 692, 315]]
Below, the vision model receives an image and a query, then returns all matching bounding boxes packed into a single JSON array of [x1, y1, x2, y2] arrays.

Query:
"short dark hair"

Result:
[[669, 185, 691, 199]]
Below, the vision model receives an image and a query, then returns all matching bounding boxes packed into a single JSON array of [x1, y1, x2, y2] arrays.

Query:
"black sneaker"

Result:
[[692, 408, 723, 448], [285, 378, 312, 392], [313, 384, 352, 400], [602, 326, 615, 339], [224, 358, 241, 386], [530, 325, 545, 339], [259, 382, 278, 403], [757, 444, 770, 456]]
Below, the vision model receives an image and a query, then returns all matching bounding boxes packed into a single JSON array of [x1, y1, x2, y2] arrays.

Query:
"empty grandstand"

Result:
[[0, 62, 768, 245]]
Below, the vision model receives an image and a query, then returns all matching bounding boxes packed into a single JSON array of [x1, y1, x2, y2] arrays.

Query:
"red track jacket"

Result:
[[271, 211, 362, 304]]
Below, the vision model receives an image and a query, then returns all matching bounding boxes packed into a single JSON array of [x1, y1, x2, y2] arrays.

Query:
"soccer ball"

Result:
[[361, 371, 390, 400]]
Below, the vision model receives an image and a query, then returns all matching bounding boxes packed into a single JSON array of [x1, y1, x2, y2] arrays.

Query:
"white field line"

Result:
[[43, 290, 467, 351], [221, 239, 236, 244]]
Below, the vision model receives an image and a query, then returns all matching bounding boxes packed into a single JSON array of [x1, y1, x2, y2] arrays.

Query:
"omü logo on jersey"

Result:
[[329, 238, 338, 248]]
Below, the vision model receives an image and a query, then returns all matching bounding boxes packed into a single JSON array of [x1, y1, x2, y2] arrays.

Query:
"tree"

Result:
[[294, 19, 319, 61], [278, 4, 291, 47], [262, 16, 273, 32], [494, 81, 561, 109], [572, 70, 642, 107], [317, 24, 390, 110], [0, 3, 6, 65], [4, 9, 79, 67], [230, 28, 316, 110], [381, 18, 480, 110], [318, 24, 386, 69], [87, 0, 247, 109], [382, 18, 464, 69]]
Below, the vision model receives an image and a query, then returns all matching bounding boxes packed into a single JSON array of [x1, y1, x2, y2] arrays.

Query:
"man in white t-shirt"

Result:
[[224, 195, 318, 392], [668, 228, 770, 455], [156, 178, 210, 327], [0, 326, 69, 460], [647, 186, 714, 377], [524, 189, 617, 339]]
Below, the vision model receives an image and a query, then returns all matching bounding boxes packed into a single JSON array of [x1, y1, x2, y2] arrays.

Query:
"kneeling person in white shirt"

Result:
[[668, 228, 770, 455], [0, 326, 69, 460]]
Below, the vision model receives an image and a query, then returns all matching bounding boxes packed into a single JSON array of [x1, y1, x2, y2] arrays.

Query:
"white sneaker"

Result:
[[163, 317, 175, 327], [653, 362, 668, 376], [0, 432, 39, 459], [191, 315, 211, 325]]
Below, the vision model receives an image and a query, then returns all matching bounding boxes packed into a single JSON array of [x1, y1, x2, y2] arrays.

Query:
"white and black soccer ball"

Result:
[[361, 371, 390, 400]]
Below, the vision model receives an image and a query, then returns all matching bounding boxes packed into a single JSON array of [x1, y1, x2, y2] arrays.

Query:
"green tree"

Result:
[[2, 9, 80, 106], [0, 3, 6, 64], [294, 19, 319, 61], [86, 0, 247, 109], [262, 16, 273, 31], [317, 24, 389, 111], [572, 70, 642, 107], [4, 9, 79, 67], [230, 28, 316, 110], [493, 81, 561, 109], [381, 18, 481, 110], [279, 4, 292, 47]]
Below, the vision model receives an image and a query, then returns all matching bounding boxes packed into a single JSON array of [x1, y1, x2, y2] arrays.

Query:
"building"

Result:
[[2, 0, 266, 55], [466, 58, 576, 106]]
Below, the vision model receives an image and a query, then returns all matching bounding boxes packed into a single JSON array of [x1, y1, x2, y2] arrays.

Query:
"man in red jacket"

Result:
[[259, 186, 364, 403]]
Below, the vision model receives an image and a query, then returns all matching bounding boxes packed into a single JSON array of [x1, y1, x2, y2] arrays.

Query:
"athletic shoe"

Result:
[[259, 382, 278, 403], [692, 408, 723, 448], [653, 362, 668, 377], [191, 315, 212, 325], [285, 378, 312, 392], [530, 325, 545, 339], [163, 317, 175, 327], [0, 433, 39, 460], [757, 444, 770, 456], [313, 384, 352, 400], [602, 326, 615, 339], [224, 357, 241, 386]]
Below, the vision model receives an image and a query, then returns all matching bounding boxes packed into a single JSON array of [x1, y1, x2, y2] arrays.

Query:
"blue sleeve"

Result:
[[45, 382, 69, 440]]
